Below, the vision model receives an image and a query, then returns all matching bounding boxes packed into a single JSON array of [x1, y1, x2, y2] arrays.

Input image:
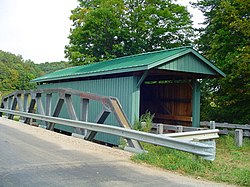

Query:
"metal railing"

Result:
[[0, 89, 219, 161], [0, 88, 142, 150]]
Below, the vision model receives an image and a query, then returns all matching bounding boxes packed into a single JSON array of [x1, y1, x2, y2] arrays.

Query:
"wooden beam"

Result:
[[155, 114, 192, 122]]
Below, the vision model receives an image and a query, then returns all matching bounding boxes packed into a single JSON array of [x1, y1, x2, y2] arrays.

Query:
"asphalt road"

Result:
[[0, 118, 231, 187]]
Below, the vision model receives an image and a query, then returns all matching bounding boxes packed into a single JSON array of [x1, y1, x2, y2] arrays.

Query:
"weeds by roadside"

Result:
[[133, 111, 154, 132], [132, 135, 250, 186]]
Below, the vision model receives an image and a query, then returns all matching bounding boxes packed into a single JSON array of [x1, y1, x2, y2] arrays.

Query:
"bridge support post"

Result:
[[85, 109, 110, 141], [80, 98, 89, 136], [8, 97, 17, 120], [48, 98, 64, 130]]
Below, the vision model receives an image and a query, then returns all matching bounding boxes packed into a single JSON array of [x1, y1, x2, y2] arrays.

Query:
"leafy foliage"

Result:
[[0, 50, 71, 96], [0, 50, 40, 91], [133, 111, 154, 132], [65, 0, 194, 65], [193, 0, 250, 124], [36, 61, 71, 74]]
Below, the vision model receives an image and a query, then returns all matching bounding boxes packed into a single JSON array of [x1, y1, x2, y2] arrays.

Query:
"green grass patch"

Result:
[[13, 116, 20, 121], [132, 135, 250, 186]]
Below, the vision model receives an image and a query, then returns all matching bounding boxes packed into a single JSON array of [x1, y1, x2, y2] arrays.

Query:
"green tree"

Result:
[[65, 0, 194, 65], [36, 61, 71, 74], [0, 50, 71, 95], [65, 0, 124, 65], [194, 0, 250, 124], [0, 51, 40, 91]]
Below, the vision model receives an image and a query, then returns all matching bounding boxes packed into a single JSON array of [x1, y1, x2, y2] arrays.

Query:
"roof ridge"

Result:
[[37, 65, 79, 79], [69, 46, 192, 68], [106, 46, 192, 62]]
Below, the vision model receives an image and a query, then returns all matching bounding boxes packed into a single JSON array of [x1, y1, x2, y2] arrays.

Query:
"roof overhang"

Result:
[[32, 47, 225, 84], [148, 48, 225, 78]]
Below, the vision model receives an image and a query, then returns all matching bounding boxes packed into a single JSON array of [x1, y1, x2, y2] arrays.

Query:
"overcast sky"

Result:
[[0, 0, 204, 64]]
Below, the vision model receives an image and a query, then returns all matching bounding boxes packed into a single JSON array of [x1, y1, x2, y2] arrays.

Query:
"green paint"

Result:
[[33, 47, 226, 144], [32, 47, 224, 83], [132, 76, 140, 124], [192, 80, 201, 127], [158, 53, 219, 75], [38, 76, 138, 145]]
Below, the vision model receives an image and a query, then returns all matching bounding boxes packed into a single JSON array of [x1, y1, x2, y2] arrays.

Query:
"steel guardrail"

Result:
[[160, 130, 219, 141], [0, 108, 217, 161]]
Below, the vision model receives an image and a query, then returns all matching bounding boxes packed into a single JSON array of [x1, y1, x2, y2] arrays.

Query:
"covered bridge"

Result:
[[32, 46, 225, 145]]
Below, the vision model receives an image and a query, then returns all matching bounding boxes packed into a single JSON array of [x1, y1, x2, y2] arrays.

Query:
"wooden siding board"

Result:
[[140, 83, 192, 126]]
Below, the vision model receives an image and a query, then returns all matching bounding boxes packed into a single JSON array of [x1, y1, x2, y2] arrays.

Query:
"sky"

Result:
[[0, 0, 204, 64]]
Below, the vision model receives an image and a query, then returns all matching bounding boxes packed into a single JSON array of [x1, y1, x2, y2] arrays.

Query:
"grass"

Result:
[[131, 135, 250, 186]]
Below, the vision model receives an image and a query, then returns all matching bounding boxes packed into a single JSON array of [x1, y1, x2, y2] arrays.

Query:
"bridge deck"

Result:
[[0, 118, 227, 187]]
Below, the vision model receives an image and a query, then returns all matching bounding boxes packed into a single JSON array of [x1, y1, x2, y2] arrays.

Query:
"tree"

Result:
[[193, 0, 250, 124], [65, 0, 194, 65], [0, 50, 70, 94], [0, 51, 40, 91], [36, 61, 71, 74], [65, 0, 125, 65]]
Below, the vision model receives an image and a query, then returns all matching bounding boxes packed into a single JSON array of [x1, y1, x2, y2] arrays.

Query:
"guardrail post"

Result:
[[176, 126, 183, 133], [157, 124, 164, 134], [245, 130, 250, 137], [210, 121, 216, 129], [235, 129, 243, 147]]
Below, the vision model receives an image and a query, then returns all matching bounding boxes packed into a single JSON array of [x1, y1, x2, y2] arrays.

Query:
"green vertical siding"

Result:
[[38, 76, 140, 145], [157, 53, 217, 75]]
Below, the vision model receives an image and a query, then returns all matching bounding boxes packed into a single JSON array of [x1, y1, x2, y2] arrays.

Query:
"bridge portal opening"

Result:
[[140, 80, 193, 126]]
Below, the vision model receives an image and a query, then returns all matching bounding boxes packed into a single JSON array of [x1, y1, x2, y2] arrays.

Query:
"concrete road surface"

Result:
[[0, 117, 232, 187]]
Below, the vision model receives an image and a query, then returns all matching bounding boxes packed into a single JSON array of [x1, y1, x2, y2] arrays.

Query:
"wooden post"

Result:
[[210, 121, 216, 129], [176, 126, 183, 133], [235, 129, 243, 147], [157, 124, 164, 134]]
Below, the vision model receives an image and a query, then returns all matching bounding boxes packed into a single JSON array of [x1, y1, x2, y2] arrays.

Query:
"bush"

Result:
[[133, 111, 154, 132]]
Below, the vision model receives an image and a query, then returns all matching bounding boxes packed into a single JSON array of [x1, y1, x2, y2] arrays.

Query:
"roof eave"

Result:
[[148, 48, 226, 78], [188, 49, 226, 77], [31, 65, 149, 83]]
